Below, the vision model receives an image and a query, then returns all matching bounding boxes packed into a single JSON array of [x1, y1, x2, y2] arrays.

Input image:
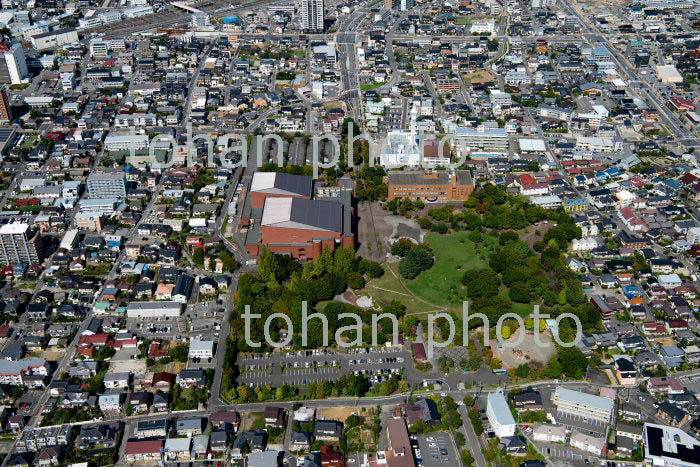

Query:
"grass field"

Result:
[[405, 231, 497, 307], [361, 262, 437, 315], [360, 232, 499, 313], [455, 16, 475, 24]]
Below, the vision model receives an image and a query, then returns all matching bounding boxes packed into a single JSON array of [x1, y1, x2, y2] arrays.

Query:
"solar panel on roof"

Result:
[[0, 128, 14, 142], [274, 173, 313, 198], [290, 198, 342, 232]]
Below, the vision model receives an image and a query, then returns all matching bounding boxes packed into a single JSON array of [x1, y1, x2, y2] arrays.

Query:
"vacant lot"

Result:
[[41, 350, 66, 362], [318, 407, 359, 421], [464, 69, 496, 85]]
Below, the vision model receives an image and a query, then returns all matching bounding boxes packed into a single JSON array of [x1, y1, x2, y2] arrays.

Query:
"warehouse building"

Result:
[[126, 301, 183, 318], [30, 28, 79, 51]]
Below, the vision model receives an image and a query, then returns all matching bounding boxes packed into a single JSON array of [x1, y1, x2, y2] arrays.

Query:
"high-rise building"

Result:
[[0, 223, 43, 265], [0, 43, 28, 85], [87, 172, 128, 199], [301, 0, 324, 32], [532, 0, 556, 8], [0, 87, 11, 123]]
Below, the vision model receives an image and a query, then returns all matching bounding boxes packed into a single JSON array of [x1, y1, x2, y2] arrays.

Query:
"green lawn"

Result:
[[455, 17, 475, 25], [360, 232, 499, 313], [360, 82, 384, 91], [361, 263, 437, 315], [405, 231, 497, 307], [512, 301, 537, 318]]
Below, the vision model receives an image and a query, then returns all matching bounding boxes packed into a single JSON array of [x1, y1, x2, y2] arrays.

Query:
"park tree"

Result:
[[359, 259, 384, 278], [258, 247, 286, 283], [399, 247, 434, 279], [391, 238, 414, 257], [346, 272, 366, 290]]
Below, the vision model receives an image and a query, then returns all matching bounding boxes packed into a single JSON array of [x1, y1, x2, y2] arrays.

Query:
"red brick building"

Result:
[[246, 197, 353, 261], [387, 170, 475, 202]]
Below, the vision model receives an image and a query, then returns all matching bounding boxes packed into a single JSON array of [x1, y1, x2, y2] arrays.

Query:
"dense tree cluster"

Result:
[[398, 244, 434, 279], [233, 247, 389, 352], [356, 166, 388, 201], [418, 184, 577, 232]]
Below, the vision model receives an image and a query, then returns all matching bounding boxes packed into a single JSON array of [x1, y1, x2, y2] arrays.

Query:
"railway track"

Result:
[[87, 0, 274, 35]]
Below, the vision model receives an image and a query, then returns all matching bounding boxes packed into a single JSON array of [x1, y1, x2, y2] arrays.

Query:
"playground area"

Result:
[[490, 327, 557, 369]]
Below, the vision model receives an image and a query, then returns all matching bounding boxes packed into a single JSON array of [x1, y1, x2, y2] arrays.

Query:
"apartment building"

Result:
[[552, 387, 614, 423], [0, 223, 42, 265]]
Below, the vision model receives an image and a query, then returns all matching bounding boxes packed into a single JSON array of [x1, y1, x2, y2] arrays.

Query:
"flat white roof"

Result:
[[250, 172, 277, 193], [261, 197, 293, 226], [189, 338, 214, 352], [655, 64, 683, 81], [659, 274, 682, 283], [488, 391, 516, 426], [0, 223, 29, 234], [554, 387, 614, 413], [518, 138, 546, 152]]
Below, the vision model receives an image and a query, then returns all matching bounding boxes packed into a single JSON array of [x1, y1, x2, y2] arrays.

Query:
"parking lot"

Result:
[[415, 433, 456, 467], [237, 347, 412, 388], [553, 411, 608, 437], [127, 316, 187, 339], [16, 390, 43, 416]]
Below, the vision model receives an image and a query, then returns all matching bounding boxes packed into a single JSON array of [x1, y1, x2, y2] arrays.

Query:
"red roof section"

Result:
[[125, 440, 163, 455]]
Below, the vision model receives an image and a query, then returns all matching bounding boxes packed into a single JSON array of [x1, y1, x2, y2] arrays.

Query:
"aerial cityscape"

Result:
[[0, 0, 698, 466]]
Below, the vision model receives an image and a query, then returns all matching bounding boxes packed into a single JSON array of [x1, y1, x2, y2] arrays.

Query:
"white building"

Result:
[[470, 19, 497, 34], [655, 65, 683, 84], [30, 28, 79, 52], [89, 39, 109, 58], [688, 227, 700, 245], [104, 134, 150, 151], [301, 0, 324, 32], [572, 237, 599, 252], [1, 43, 28, 85], [570, 430, 605, 455], [659, 274, 682, 289], [486, 390, 516, 438], [379, 131, 437, 168], [576, 136, 622, 152], [532, 423, 567, 443], [0, 358, 47, 385], [453, 126, 509, 153], [532, 0, 556, 8], [188, 339, 214, 359], [192, 12, 210, 27], [552, 387, 614, 423], [126, 301, 183, 318]]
